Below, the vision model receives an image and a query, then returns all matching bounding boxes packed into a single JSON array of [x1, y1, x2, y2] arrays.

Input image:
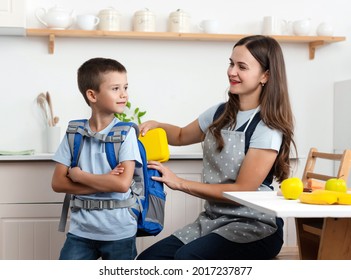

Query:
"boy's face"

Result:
[[94, 71, 128, 114]]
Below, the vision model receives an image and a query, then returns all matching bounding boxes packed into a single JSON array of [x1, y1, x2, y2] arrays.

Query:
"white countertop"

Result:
[[170, 152, 203, 159], [223, 191, 351, 218], [0, 153, 54, 161]]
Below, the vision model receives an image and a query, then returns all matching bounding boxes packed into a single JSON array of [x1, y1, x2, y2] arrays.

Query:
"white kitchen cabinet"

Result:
[[0, 156, 204, 259], [0, 0, 26, 35], [0, 155, 297, 259], [0, 159, 66, 259], [0, 204, 66, 259]]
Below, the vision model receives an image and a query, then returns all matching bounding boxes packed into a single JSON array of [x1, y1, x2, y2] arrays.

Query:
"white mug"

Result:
[[76, 14, 100, 30], [199, 19, 219, 34], [262, 16, 287, 35]]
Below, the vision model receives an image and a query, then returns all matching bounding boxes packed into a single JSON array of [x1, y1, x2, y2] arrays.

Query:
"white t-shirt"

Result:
[[198, 102, 283, 152]]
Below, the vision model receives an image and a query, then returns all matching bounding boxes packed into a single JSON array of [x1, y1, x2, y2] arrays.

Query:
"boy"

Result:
[[52, 57, 141, 260]]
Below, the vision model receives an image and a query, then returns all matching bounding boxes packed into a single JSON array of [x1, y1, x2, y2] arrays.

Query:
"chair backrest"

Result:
[[301, 147, 351, 189]]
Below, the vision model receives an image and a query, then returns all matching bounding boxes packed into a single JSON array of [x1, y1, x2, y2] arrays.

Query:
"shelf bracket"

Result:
[[309, 40, 324, 60], [48, 34, 55, 54]]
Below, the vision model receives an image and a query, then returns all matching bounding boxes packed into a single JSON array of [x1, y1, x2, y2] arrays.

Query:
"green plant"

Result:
[[115, 101, 147, 124]]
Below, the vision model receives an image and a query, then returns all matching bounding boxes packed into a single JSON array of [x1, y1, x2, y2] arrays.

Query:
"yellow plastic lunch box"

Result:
[[139, 128, 170, 162]]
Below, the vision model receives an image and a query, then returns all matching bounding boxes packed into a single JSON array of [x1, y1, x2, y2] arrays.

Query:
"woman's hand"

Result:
[[147, 160, 183, 191], [139, 120, 160, 137]]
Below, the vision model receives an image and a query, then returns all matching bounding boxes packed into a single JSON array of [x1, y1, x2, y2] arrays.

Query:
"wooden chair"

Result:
[[301, 147, 351, 190], [296, 147, 351, 259]]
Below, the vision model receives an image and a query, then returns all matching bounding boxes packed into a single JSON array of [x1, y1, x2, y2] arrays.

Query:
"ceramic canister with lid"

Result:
[[168, 9, 191, 33], [97, 7, 121, 31], [133, 8, 155, 32]]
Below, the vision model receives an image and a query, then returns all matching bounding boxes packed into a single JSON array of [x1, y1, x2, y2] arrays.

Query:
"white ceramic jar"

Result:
[[97, 7, 121, 31], [168, 9, 191, 33], [133, 8, 155, 32]]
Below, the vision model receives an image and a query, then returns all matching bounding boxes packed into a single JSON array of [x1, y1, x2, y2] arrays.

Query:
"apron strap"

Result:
[[243, 106, 260, 133]]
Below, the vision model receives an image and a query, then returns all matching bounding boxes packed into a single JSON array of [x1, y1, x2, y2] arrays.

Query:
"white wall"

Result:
[[1, 0, 351, 177]]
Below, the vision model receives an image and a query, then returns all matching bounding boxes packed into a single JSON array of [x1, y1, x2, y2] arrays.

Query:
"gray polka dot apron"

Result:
[[173, 108, 278, 244]]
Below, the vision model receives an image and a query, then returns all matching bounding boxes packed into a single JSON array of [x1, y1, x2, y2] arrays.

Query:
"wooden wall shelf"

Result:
[[26, 28, 346, 59]]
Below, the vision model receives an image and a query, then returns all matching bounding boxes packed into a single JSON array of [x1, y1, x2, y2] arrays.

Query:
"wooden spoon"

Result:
[[36, 92, 49, 126], [53, 116, 59, 126], [46, 91, 54, 126]]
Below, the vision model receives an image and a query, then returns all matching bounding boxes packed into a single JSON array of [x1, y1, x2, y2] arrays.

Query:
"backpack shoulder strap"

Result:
[[58, 119, 88, 233], [58, 193, 71, 232], [105, 121, 139, 169], [66, 119, 88, 167], [113, 121, 139, 135]]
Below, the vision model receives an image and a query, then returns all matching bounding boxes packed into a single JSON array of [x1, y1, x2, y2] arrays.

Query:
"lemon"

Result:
[[281, 177, 304, 200]]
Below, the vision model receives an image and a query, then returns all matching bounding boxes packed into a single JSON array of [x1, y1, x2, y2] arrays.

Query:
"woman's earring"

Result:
[[261, 82, 265, 87]]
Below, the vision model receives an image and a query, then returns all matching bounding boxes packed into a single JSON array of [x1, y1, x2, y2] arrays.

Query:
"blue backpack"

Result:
[[58, 119, 166, 237]]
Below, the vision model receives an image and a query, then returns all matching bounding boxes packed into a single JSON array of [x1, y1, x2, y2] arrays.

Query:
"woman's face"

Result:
[[227, 45, 268, 102]]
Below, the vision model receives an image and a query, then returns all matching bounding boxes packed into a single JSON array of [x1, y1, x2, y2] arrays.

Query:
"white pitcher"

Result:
[[36, 5, 74, 29]]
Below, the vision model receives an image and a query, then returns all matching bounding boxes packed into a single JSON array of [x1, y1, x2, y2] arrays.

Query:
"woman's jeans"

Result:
[[137, 218, 284, 260]]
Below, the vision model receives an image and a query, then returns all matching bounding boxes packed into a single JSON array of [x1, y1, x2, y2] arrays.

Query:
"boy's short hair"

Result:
[[77, 57, 127, 106]]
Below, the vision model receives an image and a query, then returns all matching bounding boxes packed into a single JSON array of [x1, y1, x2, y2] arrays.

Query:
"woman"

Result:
[[136, 35, 297, 260]]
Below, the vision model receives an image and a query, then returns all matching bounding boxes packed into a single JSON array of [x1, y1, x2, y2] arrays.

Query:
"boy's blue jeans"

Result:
[[59, 233, 137, 260]]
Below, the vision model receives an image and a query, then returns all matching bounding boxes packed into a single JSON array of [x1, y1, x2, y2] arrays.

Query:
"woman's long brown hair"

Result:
[[208, 35, 297, 183]]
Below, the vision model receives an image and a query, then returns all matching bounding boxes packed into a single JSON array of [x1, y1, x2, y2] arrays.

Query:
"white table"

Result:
[[223, 191, 351, 260]]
